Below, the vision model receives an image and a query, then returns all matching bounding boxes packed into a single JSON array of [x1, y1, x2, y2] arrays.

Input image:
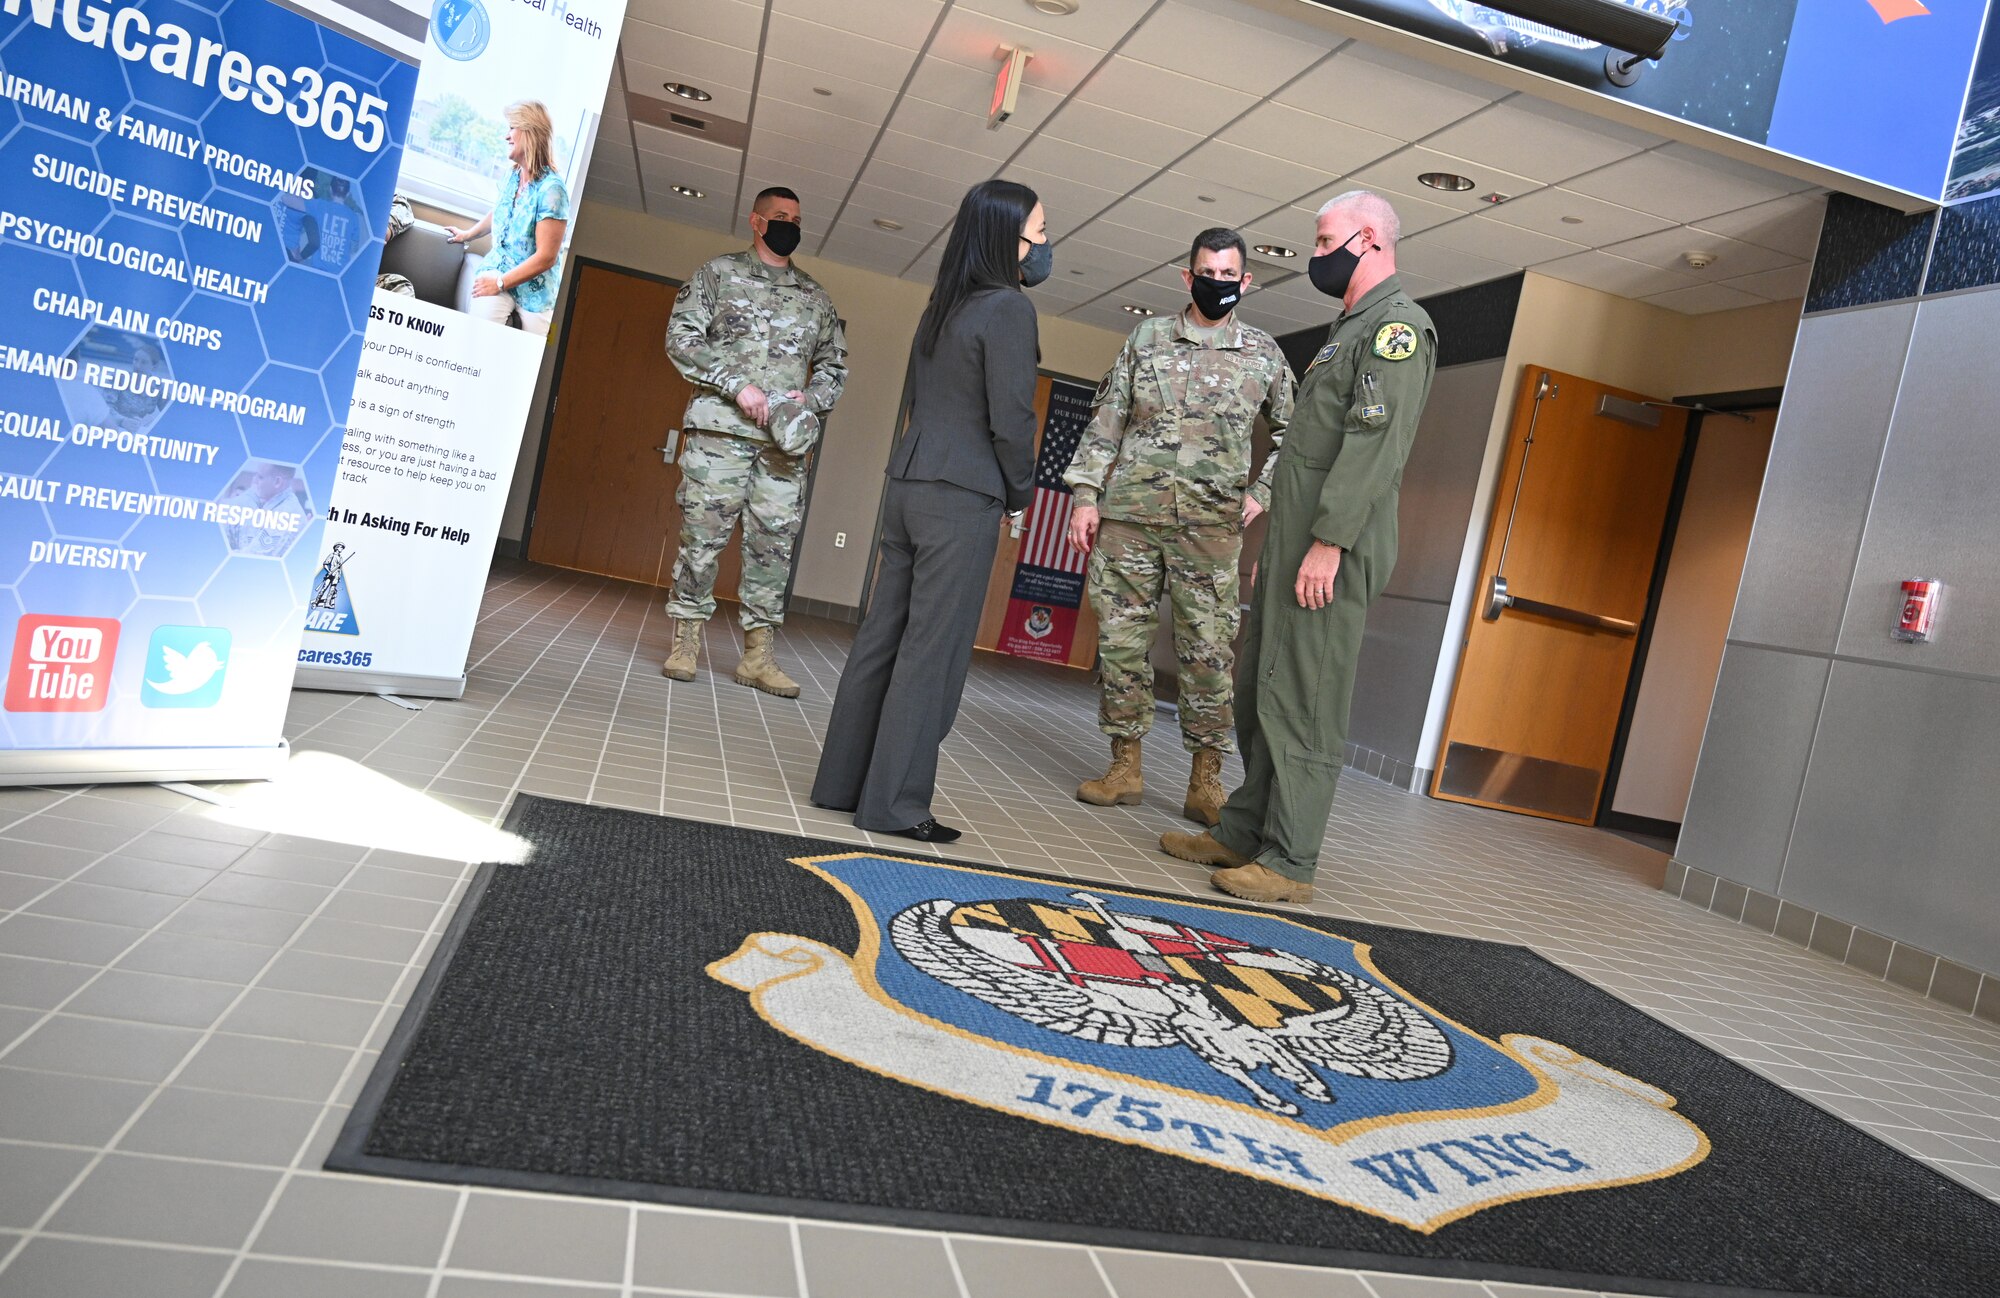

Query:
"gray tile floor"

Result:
[[2, 559, 1997, 1298]]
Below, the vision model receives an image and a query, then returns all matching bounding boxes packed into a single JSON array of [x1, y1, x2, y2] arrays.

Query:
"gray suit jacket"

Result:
[[887, 287, 1039, 513]]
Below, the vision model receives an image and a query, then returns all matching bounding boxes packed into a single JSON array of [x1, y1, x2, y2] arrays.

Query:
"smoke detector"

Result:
[[1683, 250, 1717, 270]]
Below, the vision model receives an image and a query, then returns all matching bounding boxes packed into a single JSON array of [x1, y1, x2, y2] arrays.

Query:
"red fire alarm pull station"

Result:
[[1894, 579, 1942, 642]]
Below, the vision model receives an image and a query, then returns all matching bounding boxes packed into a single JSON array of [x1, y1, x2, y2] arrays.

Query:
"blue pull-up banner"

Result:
[[0, 0, 414, 782]]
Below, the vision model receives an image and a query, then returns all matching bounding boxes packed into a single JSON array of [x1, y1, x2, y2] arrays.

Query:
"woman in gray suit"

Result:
[[811, 180, 1050, 842]]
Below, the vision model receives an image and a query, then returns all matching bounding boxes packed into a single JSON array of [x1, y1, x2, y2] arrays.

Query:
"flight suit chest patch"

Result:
[[1306, 340, 1340, 373]]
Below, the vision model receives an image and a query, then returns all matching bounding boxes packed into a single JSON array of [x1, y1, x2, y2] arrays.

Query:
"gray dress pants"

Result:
[[812, 479, 1001, 830]]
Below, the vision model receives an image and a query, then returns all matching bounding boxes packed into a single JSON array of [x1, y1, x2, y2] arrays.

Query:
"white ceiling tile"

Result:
[[1066, 301, 1149, 333], [621, 26, 756, 93], [1119, 278, 1195, 313], [862, 159, 978, 209], [1118, 2, 1323, 95], [637, 155, 740, 206], [1389, 240, 1515, 290], [758, 62, 901, 129], [1012, 136, 1157, 195], [1483, 187, 1673, 246], [1391, 271, 1455, 301], [1420, 217, 1587, 269], [1133, 172, 1275, 227], [1424, 97, 1658, 185], [740, 161, 850, 212], [1277, 41, 1499, 139], [624, 0, 763, 51], [998, 168, 1123, 235], [1074, 57, 1258, 136], [1041, 100, 1203, 166], [765, 15, 920, 92], [1604, 228, 1798, 279], [1693, 193, 1827, 260], [1023, 274, 1103, 307], [838, 184, 958, 233], [1175, 140, 1335, 205], [771, 0, 942, 49], [1291, 183, 1469, 238], [633, 123, 743, 174], [1255, 275, 1343, 314], [871, 131, 1000, 185], [1350, 146, 1542, 210], [623, 56, 752, 123], [1657, 141, 1816, 195], [747, 101, 872, 154], [1535, 250, 1701, 298], [1236, 218, 1313, 262], [1719, 262, 1812, 302], [1088, 199, 1215, 252], [1048, 235, 1163, 288], [1566, 149, 1794, 225], [928, 8, 1109, 96], [950, 0, 1153, 52], [1644, 282, 1768, 315], [886, 97, 1025, 162], [748, 127, 867, 179], [584, 178, 646, 211], [905, 56, 1065, 132], [820, 222, 935, 263], [1216, 103, 1401, 186]]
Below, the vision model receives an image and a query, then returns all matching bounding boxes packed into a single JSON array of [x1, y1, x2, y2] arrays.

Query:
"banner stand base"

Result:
[[293, 667, 468, 699], [0, 741, 291, 789]]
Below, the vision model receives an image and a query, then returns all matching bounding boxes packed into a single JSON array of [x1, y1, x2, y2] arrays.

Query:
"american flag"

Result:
[[1018, 386, 1093, 574]]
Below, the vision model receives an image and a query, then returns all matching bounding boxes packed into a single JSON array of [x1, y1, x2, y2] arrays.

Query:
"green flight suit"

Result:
[[1214, 275, 1437, 883]]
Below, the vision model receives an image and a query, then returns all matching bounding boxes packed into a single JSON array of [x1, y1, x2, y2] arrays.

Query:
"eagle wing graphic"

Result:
[[1267, 963, 1454, 1082], [889, 899, 1180, 1048]]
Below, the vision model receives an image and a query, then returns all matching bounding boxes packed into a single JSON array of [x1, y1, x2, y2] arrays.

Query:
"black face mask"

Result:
[[760, 218, 801, 258], [1020, 237, 1053, 287], [1309, 232, 1372, 298], [1189, 274, 1243, 320]]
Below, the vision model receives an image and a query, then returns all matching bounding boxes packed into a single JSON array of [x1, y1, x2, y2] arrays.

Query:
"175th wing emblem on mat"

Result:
[[709, 854, 1709, 1231]]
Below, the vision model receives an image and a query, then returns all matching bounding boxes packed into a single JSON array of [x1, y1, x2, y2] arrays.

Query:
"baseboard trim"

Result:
[[1664, 862, 2000, 1024], [1342, 743, 1425, 793], [1601, 811, 1681, 840], [790, 597, 860, 625]]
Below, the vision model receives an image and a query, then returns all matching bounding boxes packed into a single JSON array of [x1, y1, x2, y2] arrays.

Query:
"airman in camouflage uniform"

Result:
[[1063, 228, 1295, 827], [662, 186, 848, 698]]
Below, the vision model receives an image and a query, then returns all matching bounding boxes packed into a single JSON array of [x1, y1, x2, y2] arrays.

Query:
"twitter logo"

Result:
[[142, 626, 232, 709]]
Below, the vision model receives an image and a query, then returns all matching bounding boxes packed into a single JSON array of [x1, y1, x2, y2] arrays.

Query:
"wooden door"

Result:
[[528, 263, 742, 599], [972, 375, 1100, 670], [1432, 366, 1687, 823]]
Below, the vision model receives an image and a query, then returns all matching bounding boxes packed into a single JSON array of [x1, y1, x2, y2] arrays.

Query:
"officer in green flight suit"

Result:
[[1160, 190, 1437, 904]]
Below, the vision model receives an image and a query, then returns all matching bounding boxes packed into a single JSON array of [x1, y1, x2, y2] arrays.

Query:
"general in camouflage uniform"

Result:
[[1161, 193, 1438, 907], [661, 186, 848, 698], [1063, 228, 1295, 828]]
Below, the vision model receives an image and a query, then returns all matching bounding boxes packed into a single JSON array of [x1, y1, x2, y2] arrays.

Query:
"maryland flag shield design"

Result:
[[709, 854, 1708, 1232]]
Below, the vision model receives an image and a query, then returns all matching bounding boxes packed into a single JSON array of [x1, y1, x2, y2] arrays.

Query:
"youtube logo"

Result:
[[5, 616, 121, 713]]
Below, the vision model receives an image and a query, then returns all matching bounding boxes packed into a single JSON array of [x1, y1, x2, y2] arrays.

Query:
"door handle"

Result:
[[1482, 575, 1638, 636]]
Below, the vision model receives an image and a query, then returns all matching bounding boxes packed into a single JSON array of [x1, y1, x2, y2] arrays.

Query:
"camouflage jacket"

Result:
[[1062, 309, 1294, 528], [665, 249, 848, 444]]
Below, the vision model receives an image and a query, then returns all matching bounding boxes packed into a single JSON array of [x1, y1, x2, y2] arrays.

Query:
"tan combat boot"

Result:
[[660, 619, 701, 681], [734, 626, 801, 698], [1183, 748, 1227, 827], [1158, 829, 1251, 868], [1076, 737, 1143, 806], [1210, 861, 1314, 905]]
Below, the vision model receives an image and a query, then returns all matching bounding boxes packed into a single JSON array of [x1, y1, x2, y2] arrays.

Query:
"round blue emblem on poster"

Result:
[[430, 0, 490, 60]]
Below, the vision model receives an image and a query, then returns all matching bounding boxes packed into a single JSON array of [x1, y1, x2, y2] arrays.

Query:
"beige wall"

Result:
[[499, 201, 1128, 611], [1413, 272, 1803, 773]]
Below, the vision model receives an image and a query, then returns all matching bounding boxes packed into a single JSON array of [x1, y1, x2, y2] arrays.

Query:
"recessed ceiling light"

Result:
[[1122, 304, 1155, 316], [1560, 215, 1584, 225], [671, 184, 705, 199], [1030, 0, 1079, 14], [1418, 171, 1475, 192], [1196, 194, 1217, 204], [1069, 268, 1086, 276], [664, 83, 712, 102], [873, 218, 904, 231], [812, 87, 833, 96], [1253, 243, 1296, 258]]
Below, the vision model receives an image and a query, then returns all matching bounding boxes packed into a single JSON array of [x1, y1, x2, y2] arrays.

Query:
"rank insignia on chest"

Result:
[[1306, 341, 1340, 373], [1374, 322, 1418, 361]]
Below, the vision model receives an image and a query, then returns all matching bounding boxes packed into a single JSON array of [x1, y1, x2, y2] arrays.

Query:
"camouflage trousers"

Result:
[[1085, 518, 1242, 753], [666, 432, 806, 630]]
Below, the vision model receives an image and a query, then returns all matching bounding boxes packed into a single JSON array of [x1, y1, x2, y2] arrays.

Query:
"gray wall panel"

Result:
[[1676, 644, 1830, 894], [1348, 595, 1451, 767], [1385, 360, 1506, 604], [1782, 660, 2000, 972], [1834, 292, 2000, 678], [1728, 305, 1914, 654]]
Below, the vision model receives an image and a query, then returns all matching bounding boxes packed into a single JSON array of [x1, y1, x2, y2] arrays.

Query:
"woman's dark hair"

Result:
[[916, 179, 1039, 357]]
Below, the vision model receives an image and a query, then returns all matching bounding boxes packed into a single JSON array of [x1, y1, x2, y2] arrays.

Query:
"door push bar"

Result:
[[1483, 575, 1639, 636]]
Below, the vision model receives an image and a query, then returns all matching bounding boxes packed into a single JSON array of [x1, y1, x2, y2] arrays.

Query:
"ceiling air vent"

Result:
[[626, 91, 751, 149], [669, 113, 706, 130]]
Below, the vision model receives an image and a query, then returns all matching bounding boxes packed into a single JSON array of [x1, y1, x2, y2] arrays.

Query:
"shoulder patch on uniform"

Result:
[[1374, 322, 1419, 362]]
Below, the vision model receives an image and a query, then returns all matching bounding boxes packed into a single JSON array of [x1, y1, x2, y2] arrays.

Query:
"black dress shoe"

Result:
[[890, 818, 961, 844]]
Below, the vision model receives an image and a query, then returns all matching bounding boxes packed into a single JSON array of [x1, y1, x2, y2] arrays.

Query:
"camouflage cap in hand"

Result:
[[766, 396, 822, 457]]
